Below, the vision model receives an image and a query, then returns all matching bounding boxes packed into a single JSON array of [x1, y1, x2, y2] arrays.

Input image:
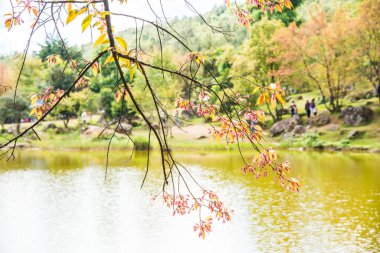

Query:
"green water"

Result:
[[0, 150, 379, 253]]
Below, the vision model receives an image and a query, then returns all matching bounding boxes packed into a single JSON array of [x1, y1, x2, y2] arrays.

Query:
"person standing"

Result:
[[290, 101, 298, 117], [81, 111, 87, 125], [250, 119, 256, 133], [310, 98, 317, 116], [175, 109, 180, 126], [305, 100, 311, 118]]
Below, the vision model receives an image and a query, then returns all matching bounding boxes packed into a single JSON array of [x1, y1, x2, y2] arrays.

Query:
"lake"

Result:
[[0, 150, 379, 253]]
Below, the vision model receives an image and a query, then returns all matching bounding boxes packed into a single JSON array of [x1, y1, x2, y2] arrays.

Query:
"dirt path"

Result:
[[171, 124, 211, 139]]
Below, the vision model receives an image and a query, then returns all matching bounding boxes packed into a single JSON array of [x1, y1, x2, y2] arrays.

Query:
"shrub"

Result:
[[302, 133, 325, 148], [134, 136, 150, 150], [340, 139, 350, 148]]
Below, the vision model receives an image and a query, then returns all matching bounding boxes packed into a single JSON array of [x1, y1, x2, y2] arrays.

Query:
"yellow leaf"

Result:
[[31, 94, 38, 106], [128, 66, 135, 81], [252, 86, 260, 94], [29, 108, 36, 116], [120, 57, 130, 67], [258, 112, 265, 122], [101, 11, 111, 18], [115, 36, 127, 51], [135, 62, 143, 74], [81, 14, 92, 32], [103, 54, 115, 66], [93, 21, 101, 28], [66, 10, 78, 24], [76, 7, 88, 16], [264, 92, 270, 104], [275, 4, 283, 13], [94, 33, 106, 47], [101, 40, 110, 45], [276, 94, 286, 105]]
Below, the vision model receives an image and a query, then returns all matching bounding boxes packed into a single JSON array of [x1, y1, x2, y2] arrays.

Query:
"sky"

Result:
[[0, 0, 223, 56]]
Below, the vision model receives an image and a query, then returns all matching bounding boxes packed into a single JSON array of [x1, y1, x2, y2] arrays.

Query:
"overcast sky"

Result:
[[0, 0, 223, 56]]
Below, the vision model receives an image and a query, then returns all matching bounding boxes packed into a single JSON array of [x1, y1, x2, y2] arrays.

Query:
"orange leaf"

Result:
[[4, 18, 12, 30], [256, 93, 265, 106]]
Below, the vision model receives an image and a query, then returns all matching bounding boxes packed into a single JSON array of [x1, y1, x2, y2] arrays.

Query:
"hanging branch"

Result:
[[1, 0, 300, 239]]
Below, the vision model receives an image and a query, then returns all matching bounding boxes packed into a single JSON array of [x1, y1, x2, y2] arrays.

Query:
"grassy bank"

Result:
[[1, 96, 379, 153], [1, 126, 379, 153]]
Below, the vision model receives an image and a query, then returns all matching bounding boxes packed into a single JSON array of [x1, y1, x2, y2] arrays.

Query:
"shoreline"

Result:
[[7, 141, 380, 154]]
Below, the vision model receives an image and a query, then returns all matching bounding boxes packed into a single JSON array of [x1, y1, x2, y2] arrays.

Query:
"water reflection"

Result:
[[0, 150, 379, 253]]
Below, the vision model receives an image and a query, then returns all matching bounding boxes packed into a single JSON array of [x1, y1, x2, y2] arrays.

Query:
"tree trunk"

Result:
[[16, 122, 21, 134], [64, 118, 69, 128], [275, 103, 283, 121], [265, 102, 277, 123]]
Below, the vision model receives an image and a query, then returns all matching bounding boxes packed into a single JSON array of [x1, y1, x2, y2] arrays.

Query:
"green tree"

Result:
[[47, 65, 77, 90], [12, 57, 48, 94], [100, 88, 114, 120], [38, 38, 82, 62], [56, 97, 78, 128], [38, 39, 84, 90], [230, 17, 285, 121], [0, 95, 29, 133], [111, 99, 136, 123]]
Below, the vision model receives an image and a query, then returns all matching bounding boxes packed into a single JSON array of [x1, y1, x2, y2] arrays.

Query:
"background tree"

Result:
[[353, 0, 380, 100], [133, 50, 184, 134], [100, 88, 114, 120], [12, 57, 48, 94], [56, 96, 78, 128], [0, 63, 13, 95], [0, 95, 29, 133], [38, 39, 84, 91], [276, 3, 355, 112], [230, 17, 285, 121], [111, 98, 136, 124], [77, 89, 99, 123]]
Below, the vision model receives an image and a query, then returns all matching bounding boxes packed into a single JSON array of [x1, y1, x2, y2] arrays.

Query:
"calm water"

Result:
[[0, 150, 379, 253]]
